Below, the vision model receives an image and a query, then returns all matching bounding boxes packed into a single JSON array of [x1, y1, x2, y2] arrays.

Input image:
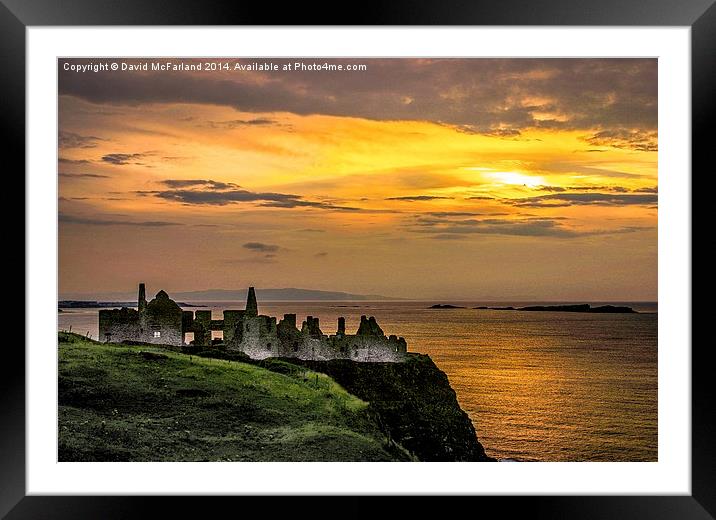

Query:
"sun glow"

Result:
[[483, 171, 546, 188]]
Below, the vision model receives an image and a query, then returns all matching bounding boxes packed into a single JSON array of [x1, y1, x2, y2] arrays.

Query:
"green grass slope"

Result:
[[58, 333, 410, 461]]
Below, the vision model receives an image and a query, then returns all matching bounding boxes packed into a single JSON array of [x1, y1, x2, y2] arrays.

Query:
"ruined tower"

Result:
[[246, 286, 258, 316], [101, 283, 407, 361], [138, 283, 147, 313]]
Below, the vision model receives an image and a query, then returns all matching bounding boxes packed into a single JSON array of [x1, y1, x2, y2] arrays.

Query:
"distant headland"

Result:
[[60, 287, 403, 302], [59, 300, 203, 309], [431, 303, 638, 314]]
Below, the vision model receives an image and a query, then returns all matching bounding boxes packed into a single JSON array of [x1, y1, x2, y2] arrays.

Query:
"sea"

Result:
[[58, 300, 658, 462]]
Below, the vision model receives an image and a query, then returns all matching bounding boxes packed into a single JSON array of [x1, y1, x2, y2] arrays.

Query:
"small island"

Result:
[[474, 304, 637, 314], [428, 304, 466, 309]]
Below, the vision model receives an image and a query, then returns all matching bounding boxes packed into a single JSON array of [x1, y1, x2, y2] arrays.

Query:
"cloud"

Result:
[[222, 256, 277, 264], [243, 242, 280, 253], [465, 196, 494, 200], [258, 198, 361, 211], [58, 58, 657, 136], [160, 179, 239, 190], [315, 252, 328, 257], [59, 172, 109, 179], [450, 124, 522, 138], [527, 161, 645, 179], [59, 213, 182, 227], [101, 152, 151, 165], [633, 186, 658, 193], [535, 185, 631, 193], [386, 195, 453, 201], [408, 213, 650, 238], [584, 128, 658, 151], [205, 118, 282, 129], [427, 211, 486, 217], [506, 192, 658, 208], [150, 185, 361, 211], [430, 234, 470, 240], [58, 157, 92, 165], [59, 131, 105, 149]]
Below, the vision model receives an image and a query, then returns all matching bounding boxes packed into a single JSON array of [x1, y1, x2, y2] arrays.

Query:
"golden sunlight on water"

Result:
[[376, 305, 658, 462]]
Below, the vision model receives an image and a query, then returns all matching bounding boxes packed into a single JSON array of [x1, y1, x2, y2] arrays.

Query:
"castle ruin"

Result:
[[99, 284, 407, 362]]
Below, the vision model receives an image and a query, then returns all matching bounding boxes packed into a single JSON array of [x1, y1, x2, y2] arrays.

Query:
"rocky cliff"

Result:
[[260, 353, 494, 461]]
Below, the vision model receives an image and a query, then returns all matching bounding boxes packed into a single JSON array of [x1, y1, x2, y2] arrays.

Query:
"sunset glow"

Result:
[[59, 58, 657, 300]]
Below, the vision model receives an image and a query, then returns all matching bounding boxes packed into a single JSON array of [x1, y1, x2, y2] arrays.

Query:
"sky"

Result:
[[58, 58, 657, 301]]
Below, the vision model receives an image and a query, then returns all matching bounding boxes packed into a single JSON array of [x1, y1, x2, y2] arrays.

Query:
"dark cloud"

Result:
[[101, 152, 151, 165], [507, 192, 658, 208], [536, 185, 632, 193], [465, 196, 494, 200], [150, 185, 361, 211], [59, 213, 181, 227], [58, 157, 92, 165], [205, 118, 281, 129], [584, 128, 658, 151], [315, 252, 328, 257], [59, 58, 657, 136], [59, 131, 105, 149], [243, 242, 280, 253], [386, 195, 453, 201], [633, 186, 658, 193], [451, 124, 522, 138], [161, 179, 239, 190], [258, 198, 361, 211], [411, 216, 581, 238], [59, 172, 108, 179]]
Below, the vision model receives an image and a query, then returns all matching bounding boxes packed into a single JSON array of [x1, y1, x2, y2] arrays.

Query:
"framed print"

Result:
[[8, 0, 710, 516]]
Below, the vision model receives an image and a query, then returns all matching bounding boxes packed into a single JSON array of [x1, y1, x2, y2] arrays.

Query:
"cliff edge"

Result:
[[261, 354, 494, 461]]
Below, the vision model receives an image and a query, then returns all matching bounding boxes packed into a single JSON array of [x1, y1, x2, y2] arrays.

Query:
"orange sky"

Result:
[[58, 58, 657, 300]]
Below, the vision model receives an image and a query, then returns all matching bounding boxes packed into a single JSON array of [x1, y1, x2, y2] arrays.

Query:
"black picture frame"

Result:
[[6, 0, 708, 516]]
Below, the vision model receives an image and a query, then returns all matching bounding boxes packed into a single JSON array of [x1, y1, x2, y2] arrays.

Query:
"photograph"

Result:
[[57, 57, 658, 463]]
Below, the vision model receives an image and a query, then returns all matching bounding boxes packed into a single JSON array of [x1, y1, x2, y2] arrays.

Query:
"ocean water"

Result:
[[58, 300, 657, 461]]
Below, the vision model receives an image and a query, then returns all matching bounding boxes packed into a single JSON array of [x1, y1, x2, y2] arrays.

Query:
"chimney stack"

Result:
[[138, 283, 147, 313], [246, 286, 258, 316]]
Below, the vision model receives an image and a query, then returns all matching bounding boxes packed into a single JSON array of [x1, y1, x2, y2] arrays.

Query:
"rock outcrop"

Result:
[[263, 353, 494, 461]]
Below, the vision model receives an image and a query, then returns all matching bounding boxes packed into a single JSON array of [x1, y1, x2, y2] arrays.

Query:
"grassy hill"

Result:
[[58, 333, 411, 461]]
